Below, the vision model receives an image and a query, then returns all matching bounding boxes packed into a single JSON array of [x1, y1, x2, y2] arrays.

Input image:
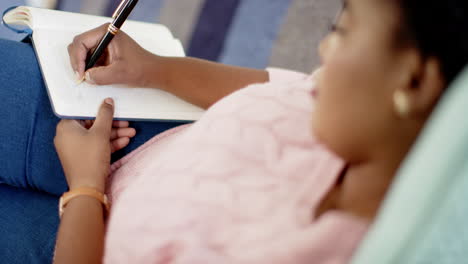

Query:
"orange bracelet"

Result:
[[59, 187, 110, 218]]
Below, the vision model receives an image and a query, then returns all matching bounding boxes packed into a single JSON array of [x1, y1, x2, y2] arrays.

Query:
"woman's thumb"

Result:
[[93, 98, 115, 135]]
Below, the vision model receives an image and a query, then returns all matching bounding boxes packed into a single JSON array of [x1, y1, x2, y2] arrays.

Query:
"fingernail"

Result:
[[85, 71, 96, 85], [75, 71, 80, 81], [75, 72, 85, 85], [105, 98, 114, 106]]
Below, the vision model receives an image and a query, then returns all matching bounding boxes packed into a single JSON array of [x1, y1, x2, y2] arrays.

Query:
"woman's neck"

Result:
[[336, 160, 397, 220], [337, 128, 420, 221]]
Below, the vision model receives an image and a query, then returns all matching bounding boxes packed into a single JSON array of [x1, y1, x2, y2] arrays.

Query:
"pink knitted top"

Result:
[[104, 69, 369, 263]]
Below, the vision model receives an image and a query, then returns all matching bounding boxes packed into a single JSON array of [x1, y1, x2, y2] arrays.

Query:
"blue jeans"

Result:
[[0, 38, 183, 263]]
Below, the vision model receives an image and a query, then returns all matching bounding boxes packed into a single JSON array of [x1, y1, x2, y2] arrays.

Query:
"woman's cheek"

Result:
[[310, 61, 355, 154]]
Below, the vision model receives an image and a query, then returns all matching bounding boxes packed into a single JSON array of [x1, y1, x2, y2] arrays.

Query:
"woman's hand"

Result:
[[68, 23, 156, 87], [54, 99, 136, 192]]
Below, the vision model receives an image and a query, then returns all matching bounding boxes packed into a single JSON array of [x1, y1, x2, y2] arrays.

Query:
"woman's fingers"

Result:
[[86, 63, 126, 86], [85, 120, 93, 128], [110, 127, 136, 140], [110, 126, 135, 153], [113, 120, 130, 128], [73, 120, 134, 153], [68, 24, 110, 78], [76, 120, 130, 130], [111, 137, 130, 153]]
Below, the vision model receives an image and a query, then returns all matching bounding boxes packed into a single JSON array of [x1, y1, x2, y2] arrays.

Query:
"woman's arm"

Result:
[[68, 24, 269, 109], [143, 55, 269, 109], [53, 197, 105, 264], [53, 99, 136, 264]]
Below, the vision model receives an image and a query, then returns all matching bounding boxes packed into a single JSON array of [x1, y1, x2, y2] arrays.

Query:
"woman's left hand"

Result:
[[54, 98, 136, 192]]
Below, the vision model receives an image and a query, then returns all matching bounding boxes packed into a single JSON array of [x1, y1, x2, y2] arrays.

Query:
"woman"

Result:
[[1, 0, 467, 263]]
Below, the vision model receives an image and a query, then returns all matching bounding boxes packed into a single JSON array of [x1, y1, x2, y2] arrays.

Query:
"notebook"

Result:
[[2, 6, 205, 121]]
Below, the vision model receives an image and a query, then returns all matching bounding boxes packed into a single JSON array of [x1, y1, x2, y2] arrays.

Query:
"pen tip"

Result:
[[76, 75, 85, 85]]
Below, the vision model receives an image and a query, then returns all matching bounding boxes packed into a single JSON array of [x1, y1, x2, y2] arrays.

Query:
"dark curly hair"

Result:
[[397, 0, 468, 85]]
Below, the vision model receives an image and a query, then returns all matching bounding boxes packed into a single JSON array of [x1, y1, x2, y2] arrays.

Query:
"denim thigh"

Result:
[[0, 38, 184, 196], [0, 37, 185, 263], [0, 185, 59, 264]]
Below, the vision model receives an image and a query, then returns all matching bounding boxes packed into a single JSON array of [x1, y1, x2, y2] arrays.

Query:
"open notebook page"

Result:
[[23, 7, 205, 121], [33, 28, 204, 120], [26, 7, 174, 38]]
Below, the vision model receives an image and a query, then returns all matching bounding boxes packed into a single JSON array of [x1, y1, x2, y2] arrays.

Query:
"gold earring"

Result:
[[394, 90, 410, 118]]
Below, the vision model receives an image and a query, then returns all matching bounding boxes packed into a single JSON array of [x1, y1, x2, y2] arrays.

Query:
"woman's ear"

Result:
[[408, 57, 444, 117], [394, 55, 444, 119]]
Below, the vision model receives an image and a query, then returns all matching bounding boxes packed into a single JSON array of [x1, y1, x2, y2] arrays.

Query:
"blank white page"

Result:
[[28, 7, 173, 38], [28, 9, 205, 121]]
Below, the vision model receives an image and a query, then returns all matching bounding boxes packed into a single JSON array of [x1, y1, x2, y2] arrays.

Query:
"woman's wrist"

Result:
[[59, 188, 109, 218], [66, 196, 105, 215], [68, 177, 106, 193], [69, 183, 105, 193], [140, 53, 168, 89], [63, 167, 107, 193]]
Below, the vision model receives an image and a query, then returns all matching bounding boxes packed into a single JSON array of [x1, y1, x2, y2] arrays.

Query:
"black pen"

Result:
[[85, 0, 139, 71]]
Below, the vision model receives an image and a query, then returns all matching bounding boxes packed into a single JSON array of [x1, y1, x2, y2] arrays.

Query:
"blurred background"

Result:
[[0, 0, 340, 72]]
